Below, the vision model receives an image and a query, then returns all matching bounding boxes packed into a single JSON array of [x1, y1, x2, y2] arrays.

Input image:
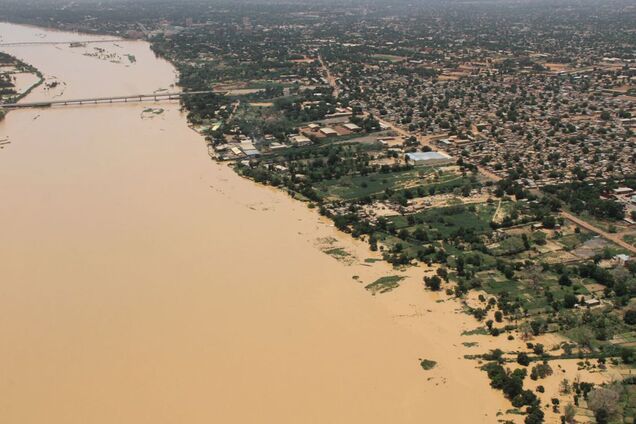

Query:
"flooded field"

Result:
[[0, 22, 507, 423]]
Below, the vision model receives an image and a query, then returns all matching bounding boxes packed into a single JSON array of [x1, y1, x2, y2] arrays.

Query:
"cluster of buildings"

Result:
[[332, 57, 635, 187], [610, 187, 636, 224]]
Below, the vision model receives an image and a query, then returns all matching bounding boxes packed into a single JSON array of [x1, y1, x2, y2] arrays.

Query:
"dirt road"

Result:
[[318, 55, 340, 98], [560, 211, 636, 254]]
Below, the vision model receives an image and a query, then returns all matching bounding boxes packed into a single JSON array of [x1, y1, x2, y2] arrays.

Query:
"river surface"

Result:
[[0, 23, 506, 424]]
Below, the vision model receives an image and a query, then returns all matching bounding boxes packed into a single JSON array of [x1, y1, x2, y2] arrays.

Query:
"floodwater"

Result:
[[0, 23, 507, 424]]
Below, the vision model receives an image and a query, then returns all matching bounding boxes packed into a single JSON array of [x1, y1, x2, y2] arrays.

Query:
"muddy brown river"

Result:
[[0, 22, 507, 424]]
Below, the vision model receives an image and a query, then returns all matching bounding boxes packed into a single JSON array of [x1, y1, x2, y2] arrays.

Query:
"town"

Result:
[[1, 0, 635, 423]]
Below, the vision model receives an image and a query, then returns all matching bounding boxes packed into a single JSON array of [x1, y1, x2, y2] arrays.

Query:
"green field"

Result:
[[388, 203, 497, 240], [315, 168, 431, 200]]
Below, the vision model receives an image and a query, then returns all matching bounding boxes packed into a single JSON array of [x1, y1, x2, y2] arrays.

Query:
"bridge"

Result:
[[0, 39, 128, 47], [0, 91, 217, 109]]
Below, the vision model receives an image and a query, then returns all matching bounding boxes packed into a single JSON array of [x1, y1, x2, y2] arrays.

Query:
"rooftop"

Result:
[[406, 151, 452, 161]]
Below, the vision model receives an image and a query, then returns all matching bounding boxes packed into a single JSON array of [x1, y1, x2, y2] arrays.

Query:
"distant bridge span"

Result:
[[0, 91, 217, 109], [0, 39, 129, 47]]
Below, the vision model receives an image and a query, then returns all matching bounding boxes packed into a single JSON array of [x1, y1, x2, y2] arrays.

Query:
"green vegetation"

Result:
[[544, 182, 626, 221], [419, 359, 437, 370], [365, 275, 405, 294], [322, 247, 353, 263]]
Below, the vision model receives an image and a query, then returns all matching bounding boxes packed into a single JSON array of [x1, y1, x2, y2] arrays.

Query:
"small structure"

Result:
[[342, 123, 362, 132], [614, 254, 631, 265], [584, 298, 601, 308], [406, 151, 454, 166], [289, 135, 311, 146], [269, 142, 288, 151], [319, 127, 338, 137], [613, 187, 634, 196]]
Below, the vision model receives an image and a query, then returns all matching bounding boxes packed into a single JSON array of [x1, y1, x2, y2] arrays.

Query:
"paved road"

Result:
[[0, 90, 216, 109], [0, 39, 125, 47]]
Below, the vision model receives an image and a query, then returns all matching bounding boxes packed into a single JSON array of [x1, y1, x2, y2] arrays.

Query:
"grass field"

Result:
[[558, 232, 595, 250], [314, 167, 472, 202], [371, 54, 407, 62], [314, 168, 431, 200], [388, 203, 497, 240]]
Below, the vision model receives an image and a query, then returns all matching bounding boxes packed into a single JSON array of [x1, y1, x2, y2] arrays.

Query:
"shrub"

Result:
[[517, 352, 530, 366]]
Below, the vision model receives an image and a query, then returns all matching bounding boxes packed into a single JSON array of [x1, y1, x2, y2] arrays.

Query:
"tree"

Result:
[[624, 309, 636, 325], [595, 408, 609, 424], [559, 274, 572, 287], [525, 406, 544, 424], [495, 310, 503, 323], [519, 321, 533, 340], [621, 347, 635, 364], [563, 293, 577, 309], [436, 267, 449, 281], [517, 352, 530, 366], [530, 320, 544, 336], [530, 362, 552, 380], [424, 275, 441, 291]]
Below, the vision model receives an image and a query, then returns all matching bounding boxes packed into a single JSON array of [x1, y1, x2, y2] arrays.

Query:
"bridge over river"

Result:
[[0, 39, 128, 47], [0, 90, 217, 109]]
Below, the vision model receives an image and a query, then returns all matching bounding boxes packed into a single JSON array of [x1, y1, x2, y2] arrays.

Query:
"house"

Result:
[[613, 187, 634, 196], [342, 123, 362, 132], [269, 142, 288, 151], [405, 151, 454, 166], [289, 135, 312, 146], [614, 254, 631, 265], [319, 127, 338, 137], [584, 298, 601, 308]]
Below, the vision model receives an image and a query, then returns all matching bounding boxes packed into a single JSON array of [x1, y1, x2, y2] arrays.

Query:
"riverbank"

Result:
[[0, 22, 524, 424], [0, 51, 44, 117]]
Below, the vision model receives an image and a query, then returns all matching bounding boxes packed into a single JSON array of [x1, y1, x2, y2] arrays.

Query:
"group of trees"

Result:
[[482, 362, 544, 423], [543, 182, 626, 221]]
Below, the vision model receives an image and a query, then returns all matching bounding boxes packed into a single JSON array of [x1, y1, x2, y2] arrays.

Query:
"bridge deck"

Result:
[[0, 39, 127, 47], [0, 91, 216, 109]]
